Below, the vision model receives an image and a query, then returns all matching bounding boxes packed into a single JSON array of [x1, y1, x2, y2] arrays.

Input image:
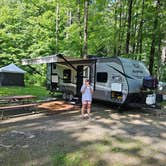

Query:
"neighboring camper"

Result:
[[22, 54, 157, 105]]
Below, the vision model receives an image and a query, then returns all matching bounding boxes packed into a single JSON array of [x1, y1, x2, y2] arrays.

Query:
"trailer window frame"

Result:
[[97, 72, 108, 83], [63, 69, 71, 83]]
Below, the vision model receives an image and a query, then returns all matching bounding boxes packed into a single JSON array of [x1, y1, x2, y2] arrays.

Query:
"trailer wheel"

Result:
[[117, 105, 124, 112], [62, 92, 67, 101], [69, 93, 74, 101]]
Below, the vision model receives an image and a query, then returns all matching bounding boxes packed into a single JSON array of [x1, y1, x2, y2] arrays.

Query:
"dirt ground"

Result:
[[0, 101, 166, 166]]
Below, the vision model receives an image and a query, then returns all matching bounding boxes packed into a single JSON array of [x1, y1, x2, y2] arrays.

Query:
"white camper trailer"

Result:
[[22, 54, 157, 105]]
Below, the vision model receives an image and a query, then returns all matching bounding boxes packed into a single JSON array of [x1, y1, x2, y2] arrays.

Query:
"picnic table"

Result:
[[0, 95, 36, 103], [0, 95, 37, 119]]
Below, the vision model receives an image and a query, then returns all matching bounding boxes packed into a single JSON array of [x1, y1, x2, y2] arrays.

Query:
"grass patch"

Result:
[[111, 147, 122, 153], [0, 86, 50, 99], [51, 141, 113, 166], [102, 137, 112, 146], [51, 139, 114, 166], [161, 101, 166, 106], [52, 151, 92, 166]]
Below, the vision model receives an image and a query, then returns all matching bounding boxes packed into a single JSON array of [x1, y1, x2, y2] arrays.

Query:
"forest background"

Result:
[[0, 0, 165, 86]]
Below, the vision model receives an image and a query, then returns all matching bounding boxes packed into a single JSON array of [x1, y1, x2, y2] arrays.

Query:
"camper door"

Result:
[[94, 71, 109, 100]]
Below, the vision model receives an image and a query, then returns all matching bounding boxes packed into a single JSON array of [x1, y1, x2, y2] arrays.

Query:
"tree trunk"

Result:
[[125, 0, 133, 54], [132, 18, 138, 55], [77, 0, 83, 57], [136, 0, 145, 59], [67, 10, 72, 26], [149, 0, 160, 75], [83, 0, 88, 59], [119, 0, 128, 55], [139, 0, 144, 54], [157, 35, 161, 80], [66, 9, 72, 39], [56, 2, 59, 53], [117, 0, 122, 56], [113, 1, 118, 56]]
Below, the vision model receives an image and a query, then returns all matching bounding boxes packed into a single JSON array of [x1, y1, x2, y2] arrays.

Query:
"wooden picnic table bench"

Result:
[[0, 103, 38, 119], [0, 95, 37, 119], [0, 95, 36, 103]]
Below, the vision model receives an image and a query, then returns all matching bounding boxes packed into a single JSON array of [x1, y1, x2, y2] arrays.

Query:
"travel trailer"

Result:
[[22, 54, 157, 105]]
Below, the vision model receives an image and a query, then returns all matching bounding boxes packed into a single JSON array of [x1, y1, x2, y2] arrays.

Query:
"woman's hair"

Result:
[[85, 79, 90, 84]]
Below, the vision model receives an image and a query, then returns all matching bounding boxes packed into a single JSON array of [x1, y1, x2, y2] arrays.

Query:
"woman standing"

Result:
[[80, 79, 93, 119]]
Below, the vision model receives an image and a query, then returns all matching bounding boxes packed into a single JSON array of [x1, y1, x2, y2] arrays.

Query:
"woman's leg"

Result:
[[87, 102, 91, 117], [81, 103, 86, 118]]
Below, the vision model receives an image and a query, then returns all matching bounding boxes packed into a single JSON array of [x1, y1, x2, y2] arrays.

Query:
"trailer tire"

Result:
[[69, 93, 74, 101], [117, 105, 124, 112], [62, 92, 67, 101]]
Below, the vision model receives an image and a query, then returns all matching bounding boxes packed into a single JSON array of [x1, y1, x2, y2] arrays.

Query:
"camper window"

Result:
[[52, 63, 56, 69], [63, 69, 71, 83], [51, 63, 57, 74], [97, 72, 108, 83], [84, 66, 89, 78]]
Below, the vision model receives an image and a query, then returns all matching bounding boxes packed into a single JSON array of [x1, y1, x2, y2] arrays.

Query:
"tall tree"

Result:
[[136, 0, 145, 56], [113, 0, 118, 56], [77, 0, 83, 57], [157, 33, 162, 80], [117, 0, 123, 56], [149, 0, 160, 75], [83, 0, 89, 58], [55, 1, 59, 53], [126, 0, 133, 54]]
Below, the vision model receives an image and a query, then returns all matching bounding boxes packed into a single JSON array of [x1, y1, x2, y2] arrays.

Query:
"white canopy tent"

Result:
[[0, 64, 26, 74]]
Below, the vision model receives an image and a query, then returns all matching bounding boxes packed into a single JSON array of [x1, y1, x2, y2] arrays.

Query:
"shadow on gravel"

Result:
[[0, 100, 166, 166]]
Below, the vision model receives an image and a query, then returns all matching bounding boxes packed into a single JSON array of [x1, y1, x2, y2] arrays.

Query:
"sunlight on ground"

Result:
[[0, 104, 166, 166]]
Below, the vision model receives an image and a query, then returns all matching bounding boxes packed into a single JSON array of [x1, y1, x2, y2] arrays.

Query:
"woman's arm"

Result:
[[81, 85, 87, 94], [90, 86, 93, 94]]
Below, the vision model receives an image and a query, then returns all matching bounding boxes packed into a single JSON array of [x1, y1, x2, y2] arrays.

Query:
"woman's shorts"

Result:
[[82, 100, 92, 105]]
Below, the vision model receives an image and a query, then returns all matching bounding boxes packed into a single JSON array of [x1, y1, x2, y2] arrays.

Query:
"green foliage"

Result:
[[25, 73, 46, 86], [0, 0, 165, 82], [23, 64, 46, 86]]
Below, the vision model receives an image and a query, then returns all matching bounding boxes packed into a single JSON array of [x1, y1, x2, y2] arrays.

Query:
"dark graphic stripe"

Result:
[[107, 65, 135, 80]]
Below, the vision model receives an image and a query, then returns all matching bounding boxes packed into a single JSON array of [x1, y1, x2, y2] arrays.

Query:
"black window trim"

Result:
[[96, 72, 108, 83], [63, 69, 71, 83]]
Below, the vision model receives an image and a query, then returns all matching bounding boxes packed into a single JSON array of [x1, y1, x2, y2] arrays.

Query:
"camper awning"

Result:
[[22, 55, 58, 65], [22, 54, 96, 66], [0, 64, 26, 74]]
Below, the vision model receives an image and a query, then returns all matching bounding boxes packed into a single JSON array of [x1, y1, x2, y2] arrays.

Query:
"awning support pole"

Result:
[[57, 54, 77, 71]]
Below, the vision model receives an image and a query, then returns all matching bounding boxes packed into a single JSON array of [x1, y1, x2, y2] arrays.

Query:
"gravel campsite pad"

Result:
[[0, 102, 166, 166]]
